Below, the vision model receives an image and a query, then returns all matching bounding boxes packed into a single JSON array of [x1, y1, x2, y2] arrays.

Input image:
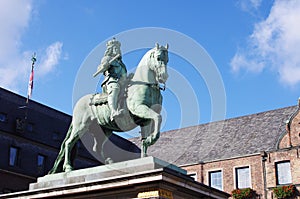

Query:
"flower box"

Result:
[[231, 188, 255, 199], [273, 185, 296, 199]]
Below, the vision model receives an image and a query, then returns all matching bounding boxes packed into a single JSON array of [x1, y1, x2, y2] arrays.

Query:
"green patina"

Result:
[[49, 41, 169, 174]]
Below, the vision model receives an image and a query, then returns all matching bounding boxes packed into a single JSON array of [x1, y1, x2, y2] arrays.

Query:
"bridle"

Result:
[[150, 50, 168, 91]]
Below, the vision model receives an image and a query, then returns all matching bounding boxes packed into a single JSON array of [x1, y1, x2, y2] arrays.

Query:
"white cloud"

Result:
[[0, 0, 32, 90], [230, 51, 265, 73], [231, 0, 300, 87], [0, 0, 32, 60], [0, 0, 64, 93], [236, 0, 262, 14], [38, 42, 63, 76]]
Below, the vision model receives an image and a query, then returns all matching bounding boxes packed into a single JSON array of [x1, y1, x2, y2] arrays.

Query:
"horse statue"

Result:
[[49, 43, 169, 173]]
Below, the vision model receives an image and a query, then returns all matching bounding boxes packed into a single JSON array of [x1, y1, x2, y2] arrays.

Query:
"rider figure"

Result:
[[95, 38, 127, 121]]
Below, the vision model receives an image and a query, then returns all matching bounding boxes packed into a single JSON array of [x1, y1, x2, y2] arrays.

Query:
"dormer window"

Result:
[[27, 123, 34, 132], [0, 113, 7, 122]]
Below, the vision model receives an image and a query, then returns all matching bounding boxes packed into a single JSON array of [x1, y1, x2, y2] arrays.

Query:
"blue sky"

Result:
[[1, 0, 300, 136]]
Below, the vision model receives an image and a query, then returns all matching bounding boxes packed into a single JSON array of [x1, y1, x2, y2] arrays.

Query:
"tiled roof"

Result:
[[130, 106, 296, 166]]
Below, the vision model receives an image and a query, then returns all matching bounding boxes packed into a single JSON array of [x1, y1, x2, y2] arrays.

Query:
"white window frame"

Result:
[[234, 166, 252, 189], [208, 169, 223, 191], [276, 161, 292, 185]]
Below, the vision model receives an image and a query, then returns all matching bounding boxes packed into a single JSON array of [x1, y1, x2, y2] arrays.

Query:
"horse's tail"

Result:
[[48, 123, 73, 174]]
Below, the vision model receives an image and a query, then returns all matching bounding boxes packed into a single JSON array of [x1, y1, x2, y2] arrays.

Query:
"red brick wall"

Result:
[[290, 109, 300, 147], [183, 154, 264, 197], [182, 149, 300, 199], [182, 104, 300, 199], [265, 148, 300, 198], [279, 133, 290, 149]]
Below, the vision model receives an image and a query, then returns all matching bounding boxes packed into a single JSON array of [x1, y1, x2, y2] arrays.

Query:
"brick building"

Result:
[[2, 86, 300, 198], [131, 102, 300, 199], [0, 87, 140, 193]]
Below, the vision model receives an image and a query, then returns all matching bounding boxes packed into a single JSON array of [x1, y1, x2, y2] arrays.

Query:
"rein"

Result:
[[160, 83, 166, 91], [129, 81, 166, 91], [152, 83, 166, 91], [150, 58, 166, 91]]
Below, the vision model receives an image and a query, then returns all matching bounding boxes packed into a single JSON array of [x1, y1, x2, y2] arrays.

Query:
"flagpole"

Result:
[[26, 53, 37, 104]]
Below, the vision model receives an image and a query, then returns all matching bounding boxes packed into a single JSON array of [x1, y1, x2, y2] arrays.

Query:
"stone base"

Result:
[[30, 156, 186, 190], [0, 157, 230, 199]]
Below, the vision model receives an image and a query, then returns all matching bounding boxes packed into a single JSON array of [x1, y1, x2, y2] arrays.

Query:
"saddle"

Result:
[[90, 93, 109, 106], [90, 73, 134, 107]]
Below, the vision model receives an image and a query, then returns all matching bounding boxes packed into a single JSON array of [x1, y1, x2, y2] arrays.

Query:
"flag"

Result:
[[27, 69, 34, 99], [27, 53, 36, 102]]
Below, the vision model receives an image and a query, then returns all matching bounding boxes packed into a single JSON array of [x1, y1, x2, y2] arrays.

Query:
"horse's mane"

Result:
[[137, 45, 168, 68], [137, 48, 154, 68]]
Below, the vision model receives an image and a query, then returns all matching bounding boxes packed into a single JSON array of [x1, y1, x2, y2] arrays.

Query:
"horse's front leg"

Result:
[[141, 124, 152, 158], [132, 104, 162, 156], [93, 128, 113, 164], [144, 105, 162, 145]]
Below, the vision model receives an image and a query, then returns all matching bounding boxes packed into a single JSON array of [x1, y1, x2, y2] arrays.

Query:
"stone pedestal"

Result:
[[0, 157, 230, 199]]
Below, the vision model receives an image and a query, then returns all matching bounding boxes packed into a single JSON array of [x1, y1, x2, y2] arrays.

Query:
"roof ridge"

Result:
[[0, 86, 71, 118], [162, 105, 297, 134]]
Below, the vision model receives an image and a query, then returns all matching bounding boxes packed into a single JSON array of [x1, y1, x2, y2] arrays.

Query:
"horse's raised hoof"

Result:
[[105, 157, 114, 164]]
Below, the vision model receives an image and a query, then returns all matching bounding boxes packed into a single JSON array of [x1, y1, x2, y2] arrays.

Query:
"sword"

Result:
[[93, 54, 121, 77]]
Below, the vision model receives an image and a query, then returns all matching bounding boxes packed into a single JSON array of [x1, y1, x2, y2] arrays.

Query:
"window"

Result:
[[235, 166, 251, 189], [209, 170, 223, 190], [27, 123, 34, 132], [0, 113, 7, 122], [276, 161, 292, 185], [52, 132, 60, 141], [9, 147, 19, 166], [37, 155, 46, 174]]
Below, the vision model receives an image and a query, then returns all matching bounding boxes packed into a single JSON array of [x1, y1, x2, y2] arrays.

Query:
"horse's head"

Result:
[[149, 43, 169, 84]]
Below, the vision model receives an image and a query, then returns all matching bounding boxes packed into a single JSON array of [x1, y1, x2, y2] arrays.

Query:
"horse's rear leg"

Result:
[[48, 124, 73, 174], [63, 128, 81, 172]]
